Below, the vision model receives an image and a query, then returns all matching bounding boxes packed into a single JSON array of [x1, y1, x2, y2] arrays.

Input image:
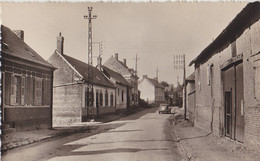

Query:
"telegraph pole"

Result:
[[173, 54, 187, 120], [84, 7, 97, 120], [133, 54, 140, 108]]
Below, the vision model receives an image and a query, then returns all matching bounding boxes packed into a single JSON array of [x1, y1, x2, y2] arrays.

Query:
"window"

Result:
[[118, 88, 119, 96], [132, 94, 134, 101], [10, 75, 20, 105], [122, 90, 124, 102], [254, 59, 260, 101], [105, 91, 108, 106], [100, 92, 103, 106], [110, 93, 113, 106], [35, 78, 42, 105], [5, 71, 51, 106]]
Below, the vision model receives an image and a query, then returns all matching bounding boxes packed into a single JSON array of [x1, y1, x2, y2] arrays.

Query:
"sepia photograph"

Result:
[[1, 1, 260, 160]]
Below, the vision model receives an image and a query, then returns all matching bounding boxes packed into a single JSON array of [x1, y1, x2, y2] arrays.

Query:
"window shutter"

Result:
[[10, 75, 16, 105], [5, 72, 11, 105], [21, 76, 25, 105]]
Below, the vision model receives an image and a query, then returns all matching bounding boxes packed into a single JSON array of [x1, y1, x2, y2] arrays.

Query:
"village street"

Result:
[[1, 108, 182, 161]]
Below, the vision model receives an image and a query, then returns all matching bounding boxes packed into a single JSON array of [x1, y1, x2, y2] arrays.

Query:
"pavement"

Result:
[[172, 107, 260, 161], [2, 106, 260, 161], [1, 108, 144, 152]]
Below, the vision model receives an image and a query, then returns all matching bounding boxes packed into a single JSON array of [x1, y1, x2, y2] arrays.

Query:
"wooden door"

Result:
[[223, 62, 244, 142]]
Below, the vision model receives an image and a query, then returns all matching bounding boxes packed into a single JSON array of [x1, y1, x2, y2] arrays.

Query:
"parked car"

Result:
[[158, 104, 170, 114]]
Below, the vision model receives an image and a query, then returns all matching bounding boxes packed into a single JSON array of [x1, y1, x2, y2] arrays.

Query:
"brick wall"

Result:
[[53, 84, 82, 127], [194, 19, 260, 150]]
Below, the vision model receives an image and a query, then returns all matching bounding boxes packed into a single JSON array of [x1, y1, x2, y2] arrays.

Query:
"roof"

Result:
[[62, 54, 115, 88], [102, 66, 130, 87], [189, 2, 260, 66], [146, 77, 165, 89], [1, 25, 54, 69], [104, 56, 138, 79], [186, 72, 195, 83]]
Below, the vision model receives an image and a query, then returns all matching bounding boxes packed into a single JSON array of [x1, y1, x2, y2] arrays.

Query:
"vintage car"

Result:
[[158, 104, 170, 114]]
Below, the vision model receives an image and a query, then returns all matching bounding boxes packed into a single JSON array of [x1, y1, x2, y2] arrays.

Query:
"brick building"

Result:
[[97, 60, 131, 111], [104, 53, 139, 108], [48, 33, 116, 127], [189, 2, 260, 151], [138, 75, 165, 104], [1, 25, 55, 131]]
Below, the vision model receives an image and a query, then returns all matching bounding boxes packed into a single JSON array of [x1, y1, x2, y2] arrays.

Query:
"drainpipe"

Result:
[[210, 64, 214, 134]]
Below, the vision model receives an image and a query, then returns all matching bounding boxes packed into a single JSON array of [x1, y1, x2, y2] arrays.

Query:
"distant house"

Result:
[[1, 25, 55, 131], [48, 33, 116, 127], [189, 2, 260, 151], [138, 75, 165, 104], [185, 72, 195, 123], [97, 59, 131, 111], [104, 53, 139, 108]]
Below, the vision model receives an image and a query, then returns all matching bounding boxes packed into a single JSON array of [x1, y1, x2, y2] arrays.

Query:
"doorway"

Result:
[[223, 62, 244, 142]]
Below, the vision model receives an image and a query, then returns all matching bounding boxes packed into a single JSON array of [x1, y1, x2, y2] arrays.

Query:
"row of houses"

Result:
[[185, 2, 260, 151], [1, 25, 140, 130], [1, 24, 167, 131]]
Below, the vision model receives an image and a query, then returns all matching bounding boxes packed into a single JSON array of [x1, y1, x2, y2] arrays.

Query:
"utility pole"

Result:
[[156, 67, 159, 80], [93, 41, 103, 57], [84, 7, 97, 121], [133, 54, 140, 108], [173, 54, 187, 120]]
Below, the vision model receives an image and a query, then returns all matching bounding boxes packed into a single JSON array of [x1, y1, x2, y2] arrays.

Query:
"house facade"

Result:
[[189, 2, 260, 151], [98, 62, 130, 111], [48, 33, 116, 127], [139, 75, 165, 104], [1, 25, 55, 131], [104, 53, 139, 108]]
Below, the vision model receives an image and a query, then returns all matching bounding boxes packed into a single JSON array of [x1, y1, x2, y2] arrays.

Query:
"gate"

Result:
[[223, 62, 244, 142]]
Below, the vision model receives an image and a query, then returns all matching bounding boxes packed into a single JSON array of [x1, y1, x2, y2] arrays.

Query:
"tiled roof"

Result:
[[102, 66, 130, 87], [1, 25, 54, 68], [147, 78, 164, 89], [186, 72, 195, 82], [62, 54, 115, 88], [104, 56, 138, 79]]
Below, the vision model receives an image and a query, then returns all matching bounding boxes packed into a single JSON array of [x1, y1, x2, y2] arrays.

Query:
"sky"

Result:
[[1, 2, 248, 86]]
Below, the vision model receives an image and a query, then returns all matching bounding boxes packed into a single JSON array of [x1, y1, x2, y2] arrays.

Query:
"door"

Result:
[[223, 62, 244, 142], [225, 92, 232, 137]]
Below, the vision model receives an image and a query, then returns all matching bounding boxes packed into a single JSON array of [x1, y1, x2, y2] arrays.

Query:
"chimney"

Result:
[[143, 75, 148, 79], [97, 56, 102, 70], [129, 68, 134, 74], [13, 30, 24, 41], [115, 53, 118, 60], [57, 32, 64, 55], [123, 59, 126, 66]]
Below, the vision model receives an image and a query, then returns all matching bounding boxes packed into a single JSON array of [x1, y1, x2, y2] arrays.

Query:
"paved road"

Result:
[[2, 108, 181, 161]]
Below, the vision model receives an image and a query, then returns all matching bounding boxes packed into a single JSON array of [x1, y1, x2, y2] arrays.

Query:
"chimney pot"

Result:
[[97, 56, 102, 70], [115, 53, 118, 60], [13, 30, 24, 41], [143, 75, 148, 79], [123, 59, 126, 66], [57, 33, 64, 55]]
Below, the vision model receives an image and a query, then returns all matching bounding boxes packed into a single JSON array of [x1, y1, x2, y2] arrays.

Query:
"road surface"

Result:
[[2, 108, 181, 161]]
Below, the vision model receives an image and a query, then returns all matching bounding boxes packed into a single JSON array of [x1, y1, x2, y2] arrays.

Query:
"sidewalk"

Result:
[[172, 108, 260, 161], [1, 108, 144, 152]]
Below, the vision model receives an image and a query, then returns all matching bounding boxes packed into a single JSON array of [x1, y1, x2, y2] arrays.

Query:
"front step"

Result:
[[1, 123, 16, 134], [2, 127, 16, 134]]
